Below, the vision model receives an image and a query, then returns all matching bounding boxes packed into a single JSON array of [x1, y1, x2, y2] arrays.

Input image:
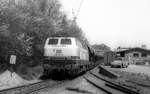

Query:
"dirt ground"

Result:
[[104, 65, 150, 94]]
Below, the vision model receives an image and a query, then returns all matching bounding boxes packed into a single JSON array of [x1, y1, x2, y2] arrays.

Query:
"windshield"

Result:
[[61, 39, 71, 45], [48, 39, 58, 45]]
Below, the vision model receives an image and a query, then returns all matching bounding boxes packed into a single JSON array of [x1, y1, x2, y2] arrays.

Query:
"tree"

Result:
[[0, 0, 62, 56], [0, 0, 62, 79], [92, 43, 111, 51], [52, 16, 89, 45]]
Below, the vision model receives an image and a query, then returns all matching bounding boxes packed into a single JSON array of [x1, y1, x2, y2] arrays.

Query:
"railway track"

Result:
[[0, 79, 66, 94], [84, 71, 141, 94], [0, 69, 142, 94]]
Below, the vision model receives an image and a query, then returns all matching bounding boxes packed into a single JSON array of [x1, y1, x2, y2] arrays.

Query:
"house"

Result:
[[116, 47, 150, 65]]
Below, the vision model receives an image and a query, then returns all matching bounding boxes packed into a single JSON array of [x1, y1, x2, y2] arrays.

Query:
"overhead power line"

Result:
[[72, 0, 84, 20], [76, 0, 84, 17]]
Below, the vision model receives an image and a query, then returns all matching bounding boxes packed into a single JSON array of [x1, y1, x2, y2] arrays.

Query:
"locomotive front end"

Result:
[[43, 37, 91, 78], [43, 37, 80, 74]]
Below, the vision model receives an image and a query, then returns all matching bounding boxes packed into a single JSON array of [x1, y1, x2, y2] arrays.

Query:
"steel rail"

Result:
[[83, 75, 112, 94], [0, 79, 64, 94], [84, 72, 129, 94], [89, 71, 140, 94]]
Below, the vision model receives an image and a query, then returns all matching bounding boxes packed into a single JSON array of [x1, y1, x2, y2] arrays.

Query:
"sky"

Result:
[[60, 0, 150, 49]]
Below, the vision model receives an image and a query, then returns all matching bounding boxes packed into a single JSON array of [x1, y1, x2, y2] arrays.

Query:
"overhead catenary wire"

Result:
[[72, 0, 84, 20], [76, 0, 84, 17]]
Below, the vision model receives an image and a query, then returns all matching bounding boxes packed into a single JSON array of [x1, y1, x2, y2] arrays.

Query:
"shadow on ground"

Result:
[[40, 71, 86, 81]]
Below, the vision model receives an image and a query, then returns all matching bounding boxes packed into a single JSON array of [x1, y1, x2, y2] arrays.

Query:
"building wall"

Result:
[[125, 51, 150, 64]]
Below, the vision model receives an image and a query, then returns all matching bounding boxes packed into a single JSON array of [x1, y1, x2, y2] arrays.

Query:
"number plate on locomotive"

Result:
[[56, 49, 62, 53]]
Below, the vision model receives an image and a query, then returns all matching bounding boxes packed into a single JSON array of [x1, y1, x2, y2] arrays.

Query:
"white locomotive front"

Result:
[[44, 37, 89, 62]]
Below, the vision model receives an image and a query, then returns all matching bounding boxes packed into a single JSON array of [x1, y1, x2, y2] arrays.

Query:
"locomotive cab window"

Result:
[[61, 39, 71, 45], [48, 39, 58, 45]]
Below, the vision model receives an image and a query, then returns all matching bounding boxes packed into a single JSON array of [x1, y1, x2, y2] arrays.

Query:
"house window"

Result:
[[142, 53, 147, 57], [120, 52, 125, 57], [133, 53, 139, 57]]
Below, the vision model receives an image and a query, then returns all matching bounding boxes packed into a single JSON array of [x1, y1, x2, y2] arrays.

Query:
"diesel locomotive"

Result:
[[43, 37, 98, 77]]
